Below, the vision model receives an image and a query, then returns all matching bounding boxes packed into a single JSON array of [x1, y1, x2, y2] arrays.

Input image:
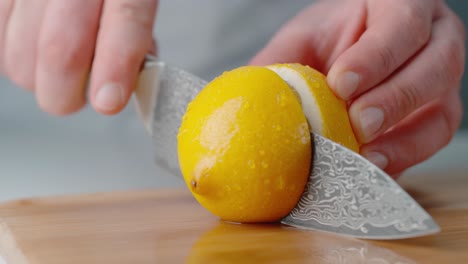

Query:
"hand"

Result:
[[250, 0, 466, 176], [0, 0, 158, 116]]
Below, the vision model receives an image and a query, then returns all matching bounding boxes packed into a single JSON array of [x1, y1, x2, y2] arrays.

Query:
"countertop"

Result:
[[0, 171, 466, 263]]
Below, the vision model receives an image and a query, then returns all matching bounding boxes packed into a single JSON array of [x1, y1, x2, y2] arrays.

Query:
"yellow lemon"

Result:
[[267, 63, 359, 152], [177, 66, 312, 223], [177, 63, 359, 223]]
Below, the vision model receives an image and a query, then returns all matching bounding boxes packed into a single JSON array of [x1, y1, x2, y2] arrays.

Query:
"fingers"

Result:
[[35, 0, 103, 115], [3, 0, 47, 90], [348, 12, 466, 143], [0, 0, 13, 73], [249, 0, 367, 72], [248, 4, 322, 66], [249, 21, 315, 67], [361, 90, 463, 175], [2, 0, 158, 116], [327, 0, 436, 100], [89, 0, 158, 115]]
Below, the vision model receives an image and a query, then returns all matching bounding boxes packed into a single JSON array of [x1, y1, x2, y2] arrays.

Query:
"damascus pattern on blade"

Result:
[[151, 65, 207, 177], [282, 133, 439, 239]]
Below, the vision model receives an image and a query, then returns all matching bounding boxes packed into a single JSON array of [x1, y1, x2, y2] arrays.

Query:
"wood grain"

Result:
[[0, 171, 467, 263]]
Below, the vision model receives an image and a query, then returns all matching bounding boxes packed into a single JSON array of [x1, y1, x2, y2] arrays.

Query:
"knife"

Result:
[[134, 56, 440, 240]]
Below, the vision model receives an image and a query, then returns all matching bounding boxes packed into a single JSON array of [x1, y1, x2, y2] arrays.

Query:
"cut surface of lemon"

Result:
[[267, 63, 359, 152], [177, 66, 312, 223]]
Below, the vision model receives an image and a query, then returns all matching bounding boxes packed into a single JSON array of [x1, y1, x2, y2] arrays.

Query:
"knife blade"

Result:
[[281, 132, 440, 239], [135, 56, 206, 178], [134, 57, 440, 239]]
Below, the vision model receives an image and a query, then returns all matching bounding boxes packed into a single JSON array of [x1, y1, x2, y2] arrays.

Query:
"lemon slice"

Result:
[[267, 63, 360, 152]]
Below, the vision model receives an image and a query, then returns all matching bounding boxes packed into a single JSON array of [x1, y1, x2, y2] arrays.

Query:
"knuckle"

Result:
[[40, 37, 85, 71], [115, 0, 155, 29], [437, 37, 465, 86], [400, 3, 431, 46], [376, 43, 398, 75], [391, 80, 422, 117], [400, 1, 426, 23], [446, 7, 466, 42]]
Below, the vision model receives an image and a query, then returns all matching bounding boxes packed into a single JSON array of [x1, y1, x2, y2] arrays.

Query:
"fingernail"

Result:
[[359, 107, 384, 142], [365, 152, 388, 170], [335, 71, 360, 100], [95, 83, 124, 111]]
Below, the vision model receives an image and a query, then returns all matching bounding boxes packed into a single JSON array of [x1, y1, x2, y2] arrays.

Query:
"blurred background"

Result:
[[0, 1, 467, 202]]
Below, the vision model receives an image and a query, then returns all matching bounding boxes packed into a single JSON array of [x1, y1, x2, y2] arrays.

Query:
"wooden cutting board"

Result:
[[0, 172, 467, 263]]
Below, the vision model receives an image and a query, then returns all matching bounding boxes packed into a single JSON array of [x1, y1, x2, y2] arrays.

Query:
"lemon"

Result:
[[177, 66, 312, 223], [267, 64, 359, 152], [177, 63, 359, 223]]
